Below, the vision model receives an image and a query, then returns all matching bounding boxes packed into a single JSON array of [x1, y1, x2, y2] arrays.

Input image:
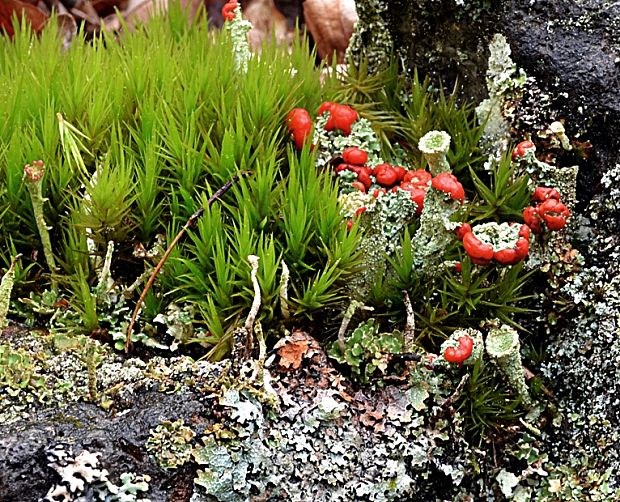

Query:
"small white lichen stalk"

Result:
[[418, 130, 451, 175], [226, 3, 252, 73], [23, 161, 58, 289]]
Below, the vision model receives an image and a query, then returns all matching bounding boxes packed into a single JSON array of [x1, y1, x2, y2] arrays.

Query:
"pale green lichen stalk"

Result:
[[0, 254, 20, 327], [476, 34, 527, 157], [485, 322, 532, 406], [411, 186, 460, 277], [24, 161, 57, 288], [418, 130, 451, 175], [225, 3, 252, 73]]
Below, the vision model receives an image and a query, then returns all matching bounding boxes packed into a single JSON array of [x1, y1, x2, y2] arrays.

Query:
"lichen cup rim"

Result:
[[418, 130, 451, 154], [485, 326, 519, 358]]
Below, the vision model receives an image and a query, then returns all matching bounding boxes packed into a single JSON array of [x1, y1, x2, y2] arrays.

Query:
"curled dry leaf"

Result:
[[55, 12, 78, 49], [303, 0, 357, 62], [244, 0, 290, 51], [0, 0, 48, 37], [274, 330, 319, 370]]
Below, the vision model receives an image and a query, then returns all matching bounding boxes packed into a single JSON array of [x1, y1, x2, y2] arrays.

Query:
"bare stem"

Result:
[[125, 173, 244, 352]]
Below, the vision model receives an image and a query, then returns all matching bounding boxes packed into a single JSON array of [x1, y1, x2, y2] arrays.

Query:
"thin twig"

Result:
[[125, 173, 244, 352]]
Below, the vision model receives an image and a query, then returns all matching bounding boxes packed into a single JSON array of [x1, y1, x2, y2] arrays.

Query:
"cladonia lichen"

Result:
[[485, 322, 531, 407], [418, 130, 451, 175], [476, 34, 527, 157]]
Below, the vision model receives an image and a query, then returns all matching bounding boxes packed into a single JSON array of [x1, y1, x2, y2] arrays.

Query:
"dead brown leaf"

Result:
[[274, 330, 316, 370], [0, 0, 49, 37], [303, 0, 356, 62]]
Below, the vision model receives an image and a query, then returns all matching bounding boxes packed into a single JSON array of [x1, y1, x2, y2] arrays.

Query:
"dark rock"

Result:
[[0, 390, 208, 502], [372, 0, 620, 200]]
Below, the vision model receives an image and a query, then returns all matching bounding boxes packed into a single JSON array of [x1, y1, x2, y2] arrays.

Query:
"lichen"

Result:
[[471, 221, 521, 250], [485, 322, 531, 407], [0, 255, 19, 327], [44, 446, 151, 502], [418, 130, 451, 175], [410, 185, 460, 277], [476, 34, 527, 157], [146, 419, 196, 470], [346, 0, 395, 75], [313, 113, 383, 171], [225, 3, 252, 73], [345, 189, 417, 299]]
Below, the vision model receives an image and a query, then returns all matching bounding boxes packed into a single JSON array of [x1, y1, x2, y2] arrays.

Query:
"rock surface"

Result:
[[353, 0, 620, 489], [362, 0, 620, 194]]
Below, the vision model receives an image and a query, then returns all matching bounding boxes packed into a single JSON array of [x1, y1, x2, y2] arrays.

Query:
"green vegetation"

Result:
[[0, 9, 362, 356], [0, 5, 542, 442]]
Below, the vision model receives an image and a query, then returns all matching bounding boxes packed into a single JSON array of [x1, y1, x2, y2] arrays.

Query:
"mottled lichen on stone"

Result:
[[44, 446, 151, 502], [146, 419, 196, 470], [345, 0, 395, 76]]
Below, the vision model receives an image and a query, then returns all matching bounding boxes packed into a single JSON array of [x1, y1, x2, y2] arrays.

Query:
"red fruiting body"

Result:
[[404, 169, 432, 187], [494, 248, 519, 265], [392, 166, 407, 182], [515, 236, 529, 260], [431, 172, 465, 203], [494, 232, 530, 265], [286, 108, 312, 150], [324, 104, 359, 136], [462, 231, 494, 264], [532, 186, 561, 203], [397, 182, 426, 214], [334, 163, 354, 174], [351, 181, 366, 193], [538, 198, 570, 230], [222, 1, 238, 21], [372, 188, 387, 198], [518, 224, 531, 240], [409, 187, 426, 214], [374, 164, 398, 187], [292, 128, 311, 150], [347, 219, 353, 231], [512, 140, 536, 160], [455, 223, 472, 241], [287, 108, 311, 131], [355, 206, 367, 216], [523, 206, 542, 234], [318, 101, 335, 115], [454, 262, 462, 273], [342, 147, 368, 166], [444, 335, 474, 364], [356, 170, 372, 190]]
